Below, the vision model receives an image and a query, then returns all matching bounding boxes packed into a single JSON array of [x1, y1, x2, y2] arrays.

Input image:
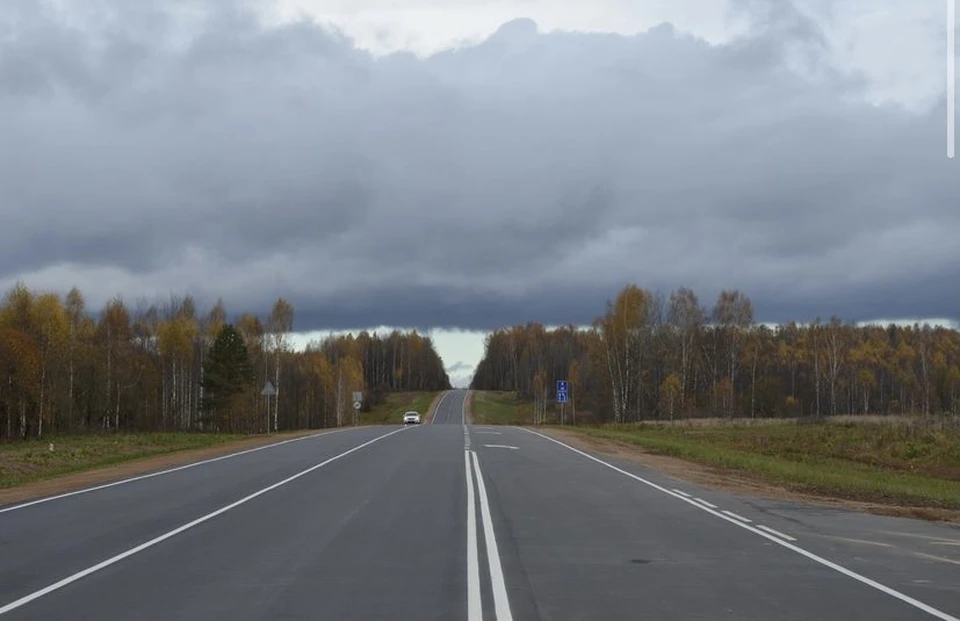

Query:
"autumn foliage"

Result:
[[0, 283, 450, 439], [471, 285, 960, 423]]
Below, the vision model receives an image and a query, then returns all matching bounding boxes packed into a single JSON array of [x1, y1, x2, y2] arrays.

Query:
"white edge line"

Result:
[[431, 390, 451, 424], [0, 426, 408, 617], [672, 489, 692, 498], [465, 450, 482, 621], [520, 428, 960, 621], [471, 451, 514, 621], [757, 524, 798, 542], [949, 0, 956, 158], [693, 497, 718, 509], [722, 510, 752, 523], [0, 426, 357, 514]]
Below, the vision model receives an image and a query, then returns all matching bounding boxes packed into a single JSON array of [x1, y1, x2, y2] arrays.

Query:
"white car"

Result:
[[403, 411, 421, 425]]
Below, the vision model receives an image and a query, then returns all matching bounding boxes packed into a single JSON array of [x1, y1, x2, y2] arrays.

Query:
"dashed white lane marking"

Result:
[[522, 428, 960, 621], [757, 524, 797, 542], [722, 510, 752, 523], [483, 445, 519, 450], [693, 498, 718, 509], [672, 489, 692, 498]]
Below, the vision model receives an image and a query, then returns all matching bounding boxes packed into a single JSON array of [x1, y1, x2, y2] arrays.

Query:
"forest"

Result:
[[0, 283, 450, 439], [471, 285, 960, 423]]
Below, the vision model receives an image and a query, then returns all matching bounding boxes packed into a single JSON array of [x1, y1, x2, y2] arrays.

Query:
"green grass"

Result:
[[0, 432, 244, 489], [360, 391, 440, 425], [569, 419, 960, 509], [471, 391, 535, 425]]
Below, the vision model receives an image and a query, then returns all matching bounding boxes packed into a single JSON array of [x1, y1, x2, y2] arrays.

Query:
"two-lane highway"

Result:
[[2, 389, 958, 620]]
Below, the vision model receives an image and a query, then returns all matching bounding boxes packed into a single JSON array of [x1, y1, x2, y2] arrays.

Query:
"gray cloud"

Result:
[[1, 1, 957, 330]]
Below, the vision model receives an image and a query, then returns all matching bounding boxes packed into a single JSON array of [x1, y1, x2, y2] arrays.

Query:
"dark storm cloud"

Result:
[[1, 1, 956, 330]]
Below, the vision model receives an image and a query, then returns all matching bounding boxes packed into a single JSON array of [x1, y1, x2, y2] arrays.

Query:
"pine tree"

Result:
[[201, 324, 253, 430]]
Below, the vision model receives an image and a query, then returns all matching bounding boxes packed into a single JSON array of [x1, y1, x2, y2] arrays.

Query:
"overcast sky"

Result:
[[1, 0, 957, 385]]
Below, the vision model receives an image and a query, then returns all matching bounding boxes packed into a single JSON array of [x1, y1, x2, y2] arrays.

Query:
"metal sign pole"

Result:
[[261, 381, 277, 434], [556, 379, 568, 426]]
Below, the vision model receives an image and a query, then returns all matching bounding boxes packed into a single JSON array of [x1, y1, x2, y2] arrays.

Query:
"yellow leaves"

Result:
[[157, 317, 197, 360], [0, 327, 41, 388], [611, 284, 651, 331], [99, 298, 132, 344], [340, 355, 364, 391], [32, 293, 70, 349], [857, 368, 877, 389], [532, 367, 546, 394], [235, 313, 263, 348]]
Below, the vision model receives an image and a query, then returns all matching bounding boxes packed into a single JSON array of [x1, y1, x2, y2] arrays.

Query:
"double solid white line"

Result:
[[465, 445, 513, 621]]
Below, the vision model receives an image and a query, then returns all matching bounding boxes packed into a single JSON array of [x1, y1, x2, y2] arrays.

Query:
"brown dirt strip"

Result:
[[0, 429, 339, 508], [535, 428, 960, 524]]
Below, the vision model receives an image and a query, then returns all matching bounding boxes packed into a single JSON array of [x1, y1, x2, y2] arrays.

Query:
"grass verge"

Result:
[[471, 391, 534, 425], [0, 432, 244, 489], [360, 391, 440, 425], [567, 420, 959, 509]]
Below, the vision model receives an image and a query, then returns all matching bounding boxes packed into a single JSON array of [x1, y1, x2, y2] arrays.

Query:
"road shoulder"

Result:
[[536, 427, 960, 524], [0, 429, 330, 508]]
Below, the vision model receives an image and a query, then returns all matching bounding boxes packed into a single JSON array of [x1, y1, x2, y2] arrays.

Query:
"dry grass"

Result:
[[0, 432, 244, 489], [572, 417, 959, 509], [471, 391, 534, 425]]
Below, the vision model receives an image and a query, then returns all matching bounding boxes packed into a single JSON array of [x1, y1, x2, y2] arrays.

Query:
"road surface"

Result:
[[1, 389, 958, 620]]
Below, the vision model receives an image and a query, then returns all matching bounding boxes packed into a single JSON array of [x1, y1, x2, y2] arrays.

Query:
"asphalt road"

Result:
[[1, 389, 958, 620]]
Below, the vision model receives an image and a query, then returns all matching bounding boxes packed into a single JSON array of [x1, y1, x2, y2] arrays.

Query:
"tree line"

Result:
[[0, 283, 450, 438], [471, 284, 960, 423]]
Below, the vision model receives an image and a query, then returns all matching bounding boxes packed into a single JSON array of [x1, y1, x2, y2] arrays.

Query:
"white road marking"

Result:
[[0, 427, 408, 617], [483, 444, 519, 450], [722, 510, 752, 523], [476, 431, 503, 435], [461, 390, 469, 425], [521, 428, 960, 621], [672, 489, 692, 498], [757, 524, 797, 542], [465, 451, 482, 621], [464, 425, 472, 450], [431, 390, 452, 424], [0, 427, 355, 514], [471, 451, 514, 621], [693, 498, 718, 509]]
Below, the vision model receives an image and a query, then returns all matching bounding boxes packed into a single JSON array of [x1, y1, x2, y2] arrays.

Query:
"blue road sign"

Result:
[[557, 391, 569, 404], [557, 380, 568, 393]]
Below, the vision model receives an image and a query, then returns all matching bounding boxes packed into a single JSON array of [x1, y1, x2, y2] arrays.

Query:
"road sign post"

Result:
[[261, 381, 277, 434], [556, 380, 568, 425], [351, 392, 363, 425]]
